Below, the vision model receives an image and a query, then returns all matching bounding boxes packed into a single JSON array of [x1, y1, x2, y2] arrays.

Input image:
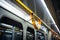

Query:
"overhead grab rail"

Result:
[[15, 0, 60, 39]]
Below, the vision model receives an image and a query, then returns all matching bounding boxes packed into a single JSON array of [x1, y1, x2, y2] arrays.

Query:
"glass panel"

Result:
[[14, 27, 23, 40], [26, 27, 35, 40], [0, 27, 12, 40], [36, 30, 45, 40]]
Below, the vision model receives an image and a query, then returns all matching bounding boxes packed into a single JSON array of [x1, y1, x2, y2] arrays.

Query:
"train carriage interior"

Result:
[[0, 0, 60, 40]]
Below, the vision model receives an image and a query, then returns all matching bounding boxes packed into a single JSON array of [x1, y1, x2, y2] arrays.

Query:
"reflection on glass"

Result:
[[37, 30, 45, 40], [0, 28, 12, 40], [14, 27, 23, 40], [26, 27, 35, 40]]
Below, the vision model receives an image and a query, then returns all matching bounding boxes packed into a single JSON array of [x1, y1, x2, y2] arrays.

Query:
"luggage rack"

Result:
[[15, 0, 60, 39]]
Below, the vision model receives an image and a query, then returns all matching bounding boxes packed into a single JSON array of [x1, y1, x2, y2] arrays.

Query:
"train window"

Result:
[[14, 27, 23, 40], [2, 29, 12, 40], [0, 26, 13, 40], [0, 16, 23, 40], [26, 27, 35, 40], [36, 30, 45, 40]]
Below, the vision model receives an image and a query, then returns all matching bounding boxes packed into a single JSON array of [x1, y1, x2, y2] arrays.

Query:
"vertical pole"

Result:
[[12, 27, 15, 40]]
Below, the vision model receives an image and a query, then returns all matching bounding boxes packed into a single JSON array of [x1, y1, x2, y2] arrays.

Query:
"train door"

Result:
[[36, 30, 45, 40], [26, 27, 35, 40]]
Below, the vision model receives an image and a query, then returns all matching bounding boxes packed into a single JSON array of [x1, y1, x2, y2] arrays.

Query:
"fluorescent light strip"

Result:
[[0, 0, 30, 21], [41, 0, 60, 33]]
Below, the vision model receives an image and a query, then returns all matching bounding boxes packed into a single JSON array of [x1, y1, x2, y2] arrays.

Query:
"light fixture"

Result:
[[41, 0, 60, 33]]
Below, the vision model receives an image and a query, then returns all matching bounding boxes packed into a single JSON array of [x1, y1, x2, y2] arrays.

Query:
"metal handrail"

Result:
[[15, 0, 60, 39]]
